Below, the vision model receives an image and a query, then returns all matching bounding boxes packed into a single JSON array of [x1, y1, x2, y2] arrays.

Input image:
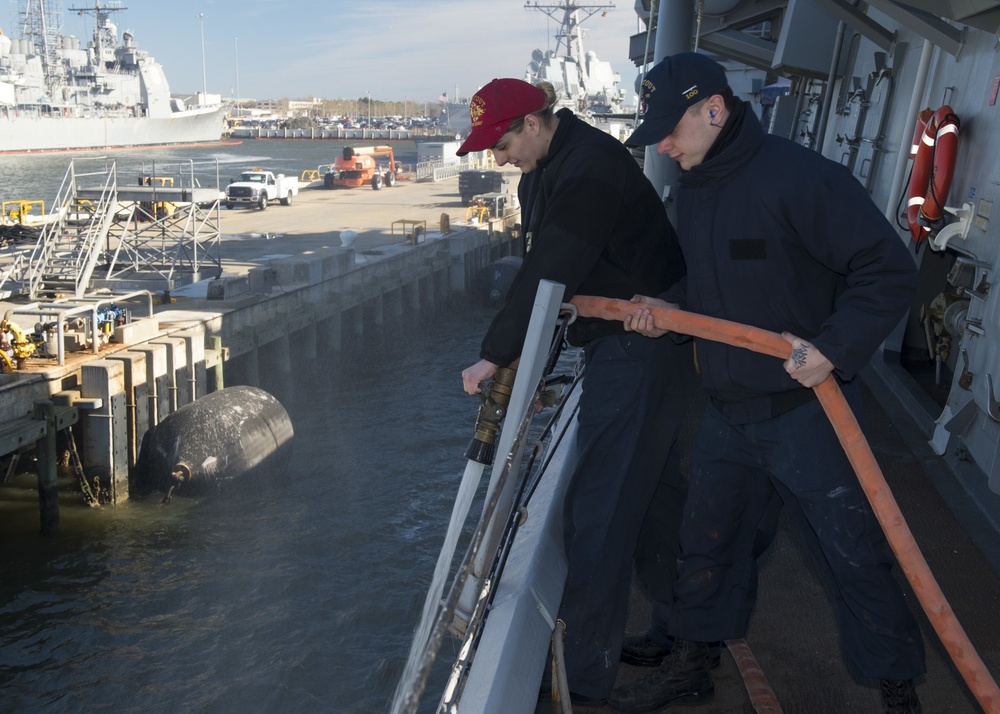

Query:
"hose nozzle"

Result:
[[465, 367, 516, 464]]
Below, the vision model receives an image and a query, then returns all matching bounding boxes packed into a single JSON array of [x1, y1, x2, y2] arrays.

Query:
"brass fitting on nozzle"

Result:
[[465, 367, 516, 465]]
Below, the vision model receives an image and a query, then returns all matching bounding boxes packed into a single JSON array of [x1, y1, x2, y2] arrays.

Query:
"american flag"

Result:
[[437, 91, 448, 103]]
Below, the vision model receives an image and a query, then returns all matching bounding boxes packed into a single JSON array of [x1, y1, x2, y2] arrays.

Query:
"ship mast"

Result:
[[18, 0, 65, 87], [524, 1, 614, 70], [68, 1, 128, 63]]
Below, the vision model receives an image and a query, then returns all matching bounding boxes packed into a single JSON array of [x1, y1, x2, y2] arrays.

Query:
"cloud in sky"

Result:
[[35, 0, 644, 104]]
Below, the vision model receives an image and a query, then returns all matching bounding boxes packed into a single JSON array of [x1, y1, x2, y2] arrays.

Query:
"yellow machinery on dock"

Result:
[[0, 314, 38, 372], [3, 200, 47, 226]]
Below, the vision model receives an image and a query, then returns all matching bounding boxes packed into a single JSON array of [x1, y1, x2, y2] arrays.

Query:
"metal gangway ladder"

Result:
[[4, 157, 225, 300], [22, 160, 120, 300]]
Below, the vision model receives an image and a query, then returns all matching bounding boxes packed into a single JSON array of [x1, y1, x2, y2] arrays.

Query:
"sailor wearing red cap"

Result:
[[458, 77, 696, 706]]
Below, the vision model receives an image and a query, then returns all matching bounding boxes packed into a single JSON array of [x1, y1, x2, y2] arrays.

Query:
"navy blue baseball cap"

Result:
[[625, 52, 728, 147]]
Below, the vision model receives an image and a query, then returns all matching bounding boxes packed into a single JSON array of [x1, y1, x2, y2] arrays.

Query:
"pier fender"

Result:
[[133, 386, 294, 498], [475, 256, 523, 306]]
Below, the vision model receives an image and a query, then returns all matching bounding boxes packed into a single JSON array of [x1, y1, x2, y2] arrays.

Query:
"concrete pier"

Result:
[[0, 171, 522, 528]]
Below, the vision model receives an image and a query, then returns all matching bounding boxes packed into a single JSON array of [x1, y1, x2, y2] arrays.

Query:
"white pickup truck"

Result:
[[225, 169, 298, 210]]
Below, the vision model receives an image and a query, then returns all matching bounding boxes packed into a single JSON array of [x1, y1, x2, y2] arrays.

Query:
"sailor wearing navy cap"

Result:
[[624, 50, 728, 161], [609, 52, 926, 714]]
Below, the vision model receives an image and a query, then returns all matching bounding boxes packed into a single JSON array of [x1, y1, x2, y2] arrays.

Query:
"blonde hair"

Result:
[[506, 80, 558, 134]]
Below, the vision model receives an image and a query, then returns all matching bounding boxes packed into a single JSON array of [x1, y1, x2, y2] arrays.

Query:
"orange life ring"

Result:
[[906, 106, 960, 243]]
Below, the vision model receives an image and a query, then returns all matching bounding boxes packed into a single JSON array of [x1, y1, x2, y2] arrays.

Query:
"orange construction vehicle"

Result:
[[324, 145, 398, 190]]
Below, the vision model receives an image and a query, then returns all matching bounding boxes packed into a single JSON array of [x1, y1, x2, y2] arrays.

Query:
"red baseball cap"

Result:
[[456, 78, 547, 156]]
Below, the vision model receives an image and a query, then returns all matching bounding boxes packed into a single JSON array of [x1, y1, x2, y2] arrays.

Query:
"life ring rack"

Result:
[[906, 105, 960, 244]]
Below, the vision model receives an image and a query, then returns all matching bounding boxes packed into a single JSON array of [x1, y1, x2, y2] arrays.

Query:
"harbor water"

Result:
[[0, 302, 498, 713], [0, 140, 498, 713], [0, 138, 424, 206]]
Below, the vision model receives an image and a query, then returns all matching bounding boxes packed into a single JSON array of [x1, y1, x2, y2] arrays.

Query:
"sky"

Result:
[[23, 0, 646, 107]]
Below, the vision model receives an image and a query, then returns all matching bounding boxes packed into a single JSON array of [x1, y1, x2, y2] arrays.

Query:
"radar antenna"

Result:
[[67, 1, 128, 59], [524, 1, 614, 72]]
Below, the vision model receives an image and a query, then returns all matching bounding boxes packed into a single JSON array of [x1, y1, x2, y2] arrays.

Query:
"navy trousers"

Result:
[[669, 383, 926, 681], [558, 332, 693, 699]]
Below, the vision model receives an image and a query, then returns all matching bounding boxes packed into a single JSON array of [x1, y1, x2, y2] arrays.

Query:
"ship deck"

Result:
[[542, 373, 1000, 713]]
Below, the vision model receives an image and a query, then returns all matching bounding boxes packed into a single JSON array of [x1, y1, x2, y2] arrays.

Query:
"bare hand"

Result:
[[623, 295, 675, 338], [781, 332, 834, 387], [462, 359, 499, 395]]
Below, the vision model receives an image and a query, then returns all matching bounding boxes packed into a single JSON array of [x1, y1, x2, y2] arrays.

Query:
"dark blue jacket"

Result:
[[481, 109, 684, 366], [663, 102, 917, 423]]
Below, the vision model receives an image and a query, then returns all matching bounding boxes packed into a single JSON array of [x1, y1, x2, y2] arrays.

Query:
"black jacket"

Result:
[[663, 102, 917, 423], [480, 109, 684, 366]]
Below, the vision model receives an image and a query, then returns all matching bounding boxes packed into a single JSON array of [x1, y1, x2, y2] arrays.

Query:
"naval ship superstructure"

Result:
[[524, 1, 628, 118], [443, 3, 627, 139], [0, 0, 226, 153]]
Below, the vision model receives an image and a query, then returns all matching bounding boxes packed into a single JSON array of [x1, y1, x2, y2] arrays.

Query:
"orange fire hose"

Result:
[[571, 295, 1000, 713]]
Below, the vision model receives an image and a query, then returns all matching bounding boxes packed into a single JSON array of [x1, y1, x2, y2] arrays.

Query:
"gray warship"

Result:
[[0, 0, 226, 153]]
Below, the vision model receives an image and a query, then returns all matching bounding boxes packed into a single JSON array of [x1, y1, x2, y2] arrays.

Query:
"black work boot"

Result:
[[620, 634, 671, 667], [609, 638, 714, 713], [621, 634, 724, 669], [880, 679, 922, 713]]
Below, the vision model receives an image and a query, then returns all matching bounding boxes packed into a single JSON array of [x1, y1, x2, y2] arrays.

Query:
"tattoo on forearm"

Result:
[[791, 344, 809, 369]]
